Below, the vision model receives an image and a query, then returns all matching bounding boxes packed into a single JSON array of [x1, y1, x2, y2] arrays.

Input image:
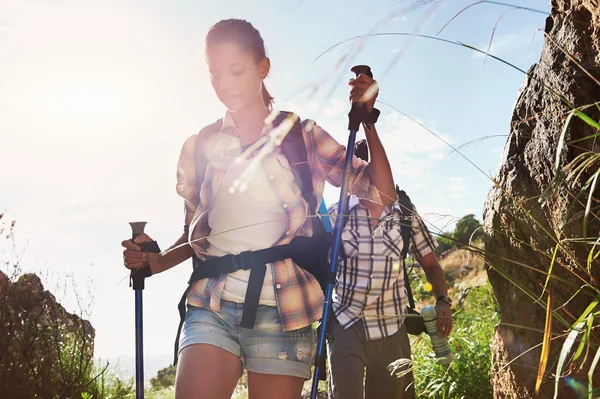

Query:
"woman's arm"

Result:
[[122, 231, 194, 275]]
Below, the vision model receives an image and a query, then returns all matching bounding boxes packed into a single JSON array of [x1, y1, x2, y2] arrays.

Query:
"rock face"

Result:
[[483, 1, 600, 398], [0, 270, 95, 399]]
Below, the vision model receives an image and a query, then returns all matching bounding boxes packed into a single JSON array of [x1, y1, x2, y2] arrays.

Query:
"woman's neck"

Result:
[[231, 101, 270, 146]]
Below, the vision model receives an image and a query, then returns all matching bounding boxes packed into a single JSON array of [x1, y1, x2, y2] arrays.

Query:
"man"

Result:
[[327, 139, 453, 399]]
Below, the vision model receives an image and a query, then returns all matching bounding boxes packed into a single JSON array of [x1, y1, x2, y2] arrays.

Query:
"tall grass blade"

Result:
[[554, 320, 586, 399], [555, 111, 576, 176], [574, 110, 600, 130], [588, 237, 600, 274], [574, 314, 593, 362], [540, 245, 559, 299], [537, 293, 554, 394], [588, 345, 600, 399], [583, 172, 599, 249]]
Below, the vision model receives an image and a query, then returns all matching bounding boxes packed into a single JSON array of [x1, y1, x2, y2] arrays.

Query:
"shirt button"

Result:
[[276, 284, 281, 289], [371, 255, 375, 259], [370, 274, 374, 279], [285, 231, 290, 235], [282, 203, 288, 209], [269, 175, 274, 180]]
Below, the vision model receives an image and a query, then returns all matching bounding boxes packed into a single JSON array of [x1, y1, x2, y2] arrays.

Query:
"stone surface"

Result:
[[483, 1, 600, 398]]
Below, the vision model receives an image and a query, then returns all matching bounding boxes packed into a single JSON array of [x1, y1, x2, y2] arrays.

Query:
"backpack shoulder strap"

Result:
[[277, 112, 325, 236], [194, 119, 223, 197], [396, 187, 414, 260], [396, 186, 417, 309]]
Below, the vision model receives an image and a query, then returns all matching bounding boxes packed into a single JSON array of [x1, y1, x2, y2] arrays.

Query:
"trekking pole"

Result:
[[129, 221, 156, 399], [310, 65, 374, 399]]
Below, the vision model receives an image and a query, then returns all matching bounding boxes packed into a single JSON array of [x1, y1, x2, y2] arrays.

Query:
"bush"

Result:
[[409, 283, 497, 399], [151, 364, 176, 390]]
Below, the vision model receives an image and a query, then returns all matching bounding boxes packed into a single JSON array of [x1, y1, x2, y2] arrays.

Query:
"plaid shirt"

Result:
[[176, 111, 382, 332], [329, 196, 438, 340]]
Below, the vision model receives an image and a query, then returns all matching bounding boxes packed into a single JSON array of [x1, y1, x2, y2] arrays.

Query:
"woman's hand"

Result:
[[121, 233, 161, 274]]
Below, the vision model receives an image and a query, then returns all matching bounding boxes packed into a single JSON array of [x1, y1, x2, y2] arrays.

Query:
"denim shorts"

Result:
[[179, 300, 317, 379]]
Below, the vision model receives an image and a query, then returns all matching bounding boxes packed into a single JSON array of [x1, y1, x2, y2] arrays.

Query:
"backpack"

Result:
[[396, 188, 426, 335]]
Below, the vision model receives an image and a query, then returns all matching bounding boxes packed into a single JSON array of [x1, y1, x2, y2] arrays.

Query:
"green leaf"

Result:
[[575, 109, 600, 130], [574, 299, 599, 328]]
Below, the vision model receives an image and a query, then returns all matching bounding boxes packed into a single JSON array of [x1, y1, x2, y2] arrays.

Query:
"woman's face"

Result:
[[206, 41, 269, 113]]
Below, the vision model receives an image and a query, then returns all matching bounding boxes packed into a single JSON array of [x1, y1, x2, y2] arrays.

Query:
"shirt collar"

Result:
[[221, 110, 275, 137], [348, 195, 394, 216]]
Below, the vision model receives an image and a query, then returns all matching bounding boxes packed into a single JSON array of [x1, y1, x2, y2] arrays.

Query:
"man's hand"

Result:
[[435, 301, 453, 339], [349, 73, 379, 112]]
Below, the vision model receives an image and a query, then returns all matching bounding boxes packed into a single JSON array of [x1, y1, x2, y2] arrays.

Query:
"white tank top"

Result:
[[206, 157, 287, 306]]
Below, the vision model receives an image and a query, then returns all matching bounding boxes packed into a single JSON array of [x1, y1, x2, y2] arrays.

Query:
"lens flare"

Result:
[[564, 376, 588, 398]]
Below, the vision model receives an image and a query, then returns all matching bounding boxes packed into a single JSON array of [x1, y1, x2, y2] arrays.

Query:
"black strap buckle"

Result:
[[238, 250, 254, 270]]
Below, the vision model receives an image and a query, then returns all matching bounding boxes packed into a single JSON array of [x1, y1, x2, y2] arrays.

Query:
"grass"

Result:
[[411, 283, 497, 399]]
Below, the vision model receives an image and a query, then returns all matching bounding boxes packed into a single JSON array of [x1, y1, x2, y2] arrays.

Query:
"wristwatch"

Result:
[[436, 295, 453, 307]]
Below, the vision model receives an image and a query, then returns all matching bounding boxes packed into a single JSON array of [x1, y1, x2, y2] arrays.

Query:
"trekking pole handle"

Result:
[[347, 64, 374, 132], [130, 221, 147, 240], [128, 221, 154, 291], [350, 64, 373, 78]]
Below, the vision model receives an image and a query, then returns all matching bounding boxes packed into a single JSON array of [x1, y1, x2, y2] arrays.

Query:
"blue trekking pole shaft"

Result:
[[310, 128, 357, 396], [130, 222, 148, 399], [310, 65, 373, 399], [135, 290, 144, 398]]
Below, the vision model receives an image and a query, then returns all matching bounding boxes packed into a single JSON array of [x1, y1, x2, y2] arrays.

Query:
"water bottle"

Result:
[[421, 305, 453, 366]]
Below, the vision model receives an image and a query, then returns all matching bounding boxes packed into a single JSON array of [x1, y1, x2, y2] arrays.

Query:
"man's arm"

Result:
[[349, 73, 396, 206], [418, 252, 452, 338], [364, 123, 396, 206]]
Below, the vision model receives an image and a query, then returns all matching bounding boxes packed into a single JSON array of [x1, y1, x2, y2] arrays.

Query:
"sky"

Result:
[[0, 0, 550, 375]]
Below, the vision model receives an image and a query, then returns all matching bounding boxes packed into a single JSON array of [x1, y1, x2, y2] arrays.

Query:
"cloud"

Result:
[[283, 100, 319, 118], [373, 112, 452, 182], [440, 177, 469, 199], [322, 99, 346, 118]]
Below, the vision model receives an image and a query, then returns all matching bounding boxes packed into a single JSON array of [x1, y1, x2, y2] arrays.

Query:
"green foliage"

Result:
[[83, 366, 135, 399], [151, 364, 176, 390], [411, 284, 498, 399], [435, 234, 455, 256], [433, 214, 483, 258], [452, 214, 483, 246], [146, 387, 175, 399]]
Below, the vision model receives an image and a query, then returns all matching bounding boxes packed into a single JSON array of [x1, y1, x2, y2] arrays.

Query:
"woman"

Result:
[[122, 18, 396, 399]]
